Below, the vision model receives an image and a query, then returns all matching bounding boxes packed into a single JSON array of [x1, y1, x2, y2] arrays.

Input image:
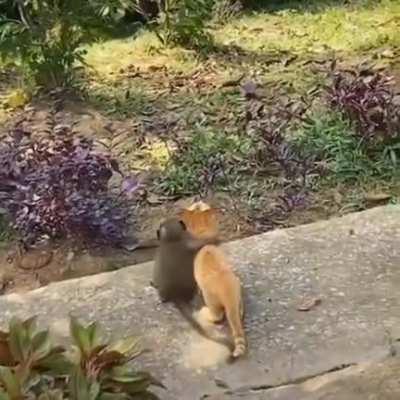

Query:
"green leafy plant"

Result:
[[0, 0, 116, 87], [0, 316, 70, 398], [0, 317, 163, 399], [68, 317, 163, 399], [142, 0, 214, 50], [211, 0, 243, 24]]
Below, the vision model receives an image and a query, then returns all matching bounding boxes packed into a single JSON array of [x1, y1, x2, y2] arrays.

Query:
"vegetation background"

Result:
[[0, 0, 399, 285]]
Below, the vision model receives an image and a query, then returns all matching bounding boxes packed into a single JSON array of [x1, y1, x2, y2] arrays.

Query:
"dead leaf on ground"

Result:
[[220, 73, 245, 88], [16, 249, 53, 271], [364, 192, 391, 202], [147, 193, 162, 205], [241, 80, 258, 99], [332, 189, 343, 205], [283, 54, 298, 67], [297, 297, 322, 312]]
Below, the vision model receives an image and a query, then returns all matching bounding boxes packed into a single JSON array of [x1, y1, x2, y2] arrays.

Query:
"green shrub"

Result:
[[0, 0, 115, 87], [0, 316, 163, 399], [148, 0, 214, 50], [211, 0, 243, 24]]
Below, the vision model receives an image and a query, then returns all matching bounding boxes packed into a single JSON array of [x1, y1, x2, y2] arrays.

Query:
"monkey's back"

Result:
[[153, 241, 197, 302]]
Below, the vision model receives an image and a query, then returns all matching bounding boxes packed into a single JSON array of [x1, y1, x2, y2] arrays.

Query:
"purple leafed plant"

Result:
[[0, 125, 140, 247], [326, 64, 400, 142], [247, 97, 314, 187]]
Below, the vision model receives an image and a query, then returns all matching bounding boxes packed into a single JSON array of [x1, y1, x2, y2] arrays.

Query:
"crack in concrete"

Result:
[[201, 363, 357, 399], [249, 363, 357, 393]]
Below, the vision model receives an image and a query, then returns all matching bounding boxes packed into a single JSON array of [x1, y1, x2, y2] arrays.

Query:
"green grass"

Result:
[[2, 0, 400, 227], [216, 1, 400, 54], [0, 215, 13, 243], [78, 0, 400, 201], [84, 30, 199, 80], [294, 112, 399, 184], [82, 0, 400, 115], [156, 127, 253, 195]]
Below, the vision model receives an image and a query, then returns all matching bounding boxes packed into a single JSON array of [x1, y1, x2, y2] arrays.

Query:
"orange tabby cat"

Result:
[[180, 201, 219, 240], [194, 243, 246, 358]]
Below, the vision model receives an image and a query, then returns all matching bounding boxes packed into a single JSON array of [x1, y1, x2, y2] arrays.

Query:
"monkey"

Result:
[[152, 218, 237, 359], [152, 218, 220, 302], [194, 244, 247, 358], [123, 201, 218, 252]]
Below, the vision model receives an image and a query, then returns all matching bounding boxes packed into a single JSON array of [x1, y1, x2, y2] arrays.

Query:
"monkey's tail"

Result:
[[174, 301, 234, 355]]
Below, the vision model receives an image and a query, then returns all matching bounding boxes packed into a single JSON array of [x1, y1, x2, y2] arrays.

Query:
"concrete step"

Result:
[[1, 205, 400, 399]]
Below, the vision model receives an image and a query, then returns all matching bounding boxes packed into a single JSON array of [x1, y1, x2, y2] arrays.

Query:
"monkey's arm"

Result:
[[123, 238, 159, 252], [186, 236, 222, 251]]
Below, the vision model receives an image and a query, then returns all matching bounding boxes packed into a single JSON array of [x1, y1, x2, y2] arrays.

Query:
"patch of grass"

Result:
[[84, 30, 199, 80], [0, 214, 13, 243], [294, 112, 399, 184], [216, 1, 400, 55], [157, 128, 253, 195], [81, 0, 400, 116], [87, 78, 156, 117]]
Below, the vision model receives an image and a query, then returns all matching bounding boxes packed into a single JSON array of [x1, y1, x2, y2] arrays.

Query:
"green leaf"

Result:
[[69, 317, 91, 358], [36, 352, 72, 375], [69, 367, 91, 400], [38, 390, 65, 400], [87, 322, 101, 350], [131, 393, 160, 400], [89, 381, 100, 400], [108, 366, 143, 383], [31, 330, 52, 361], [0, 367, 22, 398], [106, 336, 142, 358], [8, 318, 27, 363], [21, 316, 38, 338], [390, 148, 397, 166], [98, 394, 128, 400], [0, 390, 10, 400]]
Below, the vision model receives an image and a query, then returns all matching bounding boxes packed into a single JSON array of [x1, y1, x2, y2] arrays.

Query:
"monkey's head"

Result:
[[157, 218, 187, 242]]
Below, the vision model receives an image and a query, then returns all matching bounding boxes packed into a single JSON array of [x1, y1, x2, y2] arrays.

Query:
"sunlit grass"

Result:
[[215, 1, 400, 55], [85, 30, 199, 80], [83, 0, 400, 100]]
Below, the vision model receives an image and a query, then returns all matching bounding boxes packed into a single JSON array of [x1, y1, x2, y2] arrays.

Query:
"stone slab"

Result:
[[0, 205, 400, 399]]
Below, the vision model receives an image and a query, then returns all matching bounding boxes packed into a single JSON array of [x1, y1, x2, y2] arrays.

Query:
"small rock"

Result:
[[297, 297, 322, 311]]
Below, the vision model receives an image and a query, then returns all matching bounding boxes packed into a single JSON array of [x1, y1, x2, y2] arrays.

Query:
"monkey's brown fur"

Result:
[[152, 218, 235, 356]]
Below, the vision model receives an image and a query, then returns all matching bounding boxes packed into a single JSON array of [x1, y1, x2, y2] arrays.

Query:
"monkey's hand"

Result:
[[187, 236, 221, 251]]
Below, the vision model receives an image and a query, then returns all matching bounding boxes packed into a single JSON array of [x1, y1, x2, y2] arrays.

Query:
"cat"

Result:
[[194, 243, 246, 358]]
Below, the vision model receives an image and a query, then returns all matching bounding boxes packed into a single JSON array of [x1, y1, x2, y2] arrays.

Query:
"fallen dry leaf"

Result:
[[241, 80, 258, 98], [332, 189, 343, 205], [147, 192, 162, 205], [364, 192, 391, 202], [297, 297, 322, 312]]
